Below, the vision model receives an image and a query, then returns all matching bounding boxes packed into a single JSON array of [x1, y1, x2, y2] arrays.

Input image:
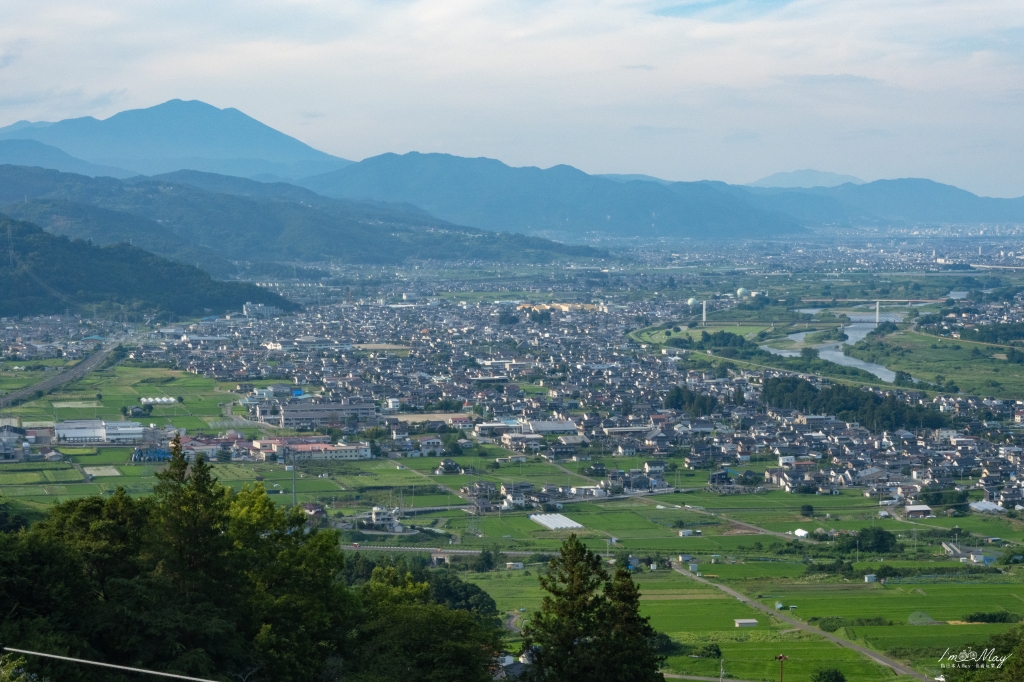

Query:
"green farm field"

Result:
[[5, 365, 236, 428], [846, 330, 1024, 398], [743, 581, 1024, 676], [633, 324, 771, 346], [467, 565, 904, 682]]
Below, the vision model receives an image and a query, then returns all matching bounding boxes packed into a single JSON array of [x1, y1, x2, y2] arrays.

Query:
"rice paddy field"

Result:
[[466, 567, 910, 682], [3, 363, 1023, 680], [4, 448, 1022, 680], [2, 365, 251, 435]]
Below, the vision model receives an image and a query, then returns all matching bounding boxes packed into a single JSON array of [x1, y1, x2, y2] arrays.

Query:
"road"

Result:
[[670, 563, 929, 681], [697, 510, 820, 544], [337, 544, 540, 556], [0, 344, 115, 409], [503, 612, 522, 634], [663, 671, 761, 675]]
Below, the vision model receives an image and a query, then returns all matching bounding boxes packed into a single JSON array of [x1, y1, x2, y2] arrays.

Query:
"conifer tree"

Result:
[[522, 534, 664, 682]]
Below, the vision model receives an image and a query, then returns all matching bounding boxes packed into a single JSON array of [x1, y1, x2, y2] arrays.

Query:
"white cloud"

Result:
[[0, 0, 1022, 195]]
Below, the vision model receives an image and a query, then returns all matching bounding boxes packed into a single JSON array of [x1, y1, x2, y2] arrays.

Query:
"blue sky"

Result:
[[0, 0, 1023, 196]]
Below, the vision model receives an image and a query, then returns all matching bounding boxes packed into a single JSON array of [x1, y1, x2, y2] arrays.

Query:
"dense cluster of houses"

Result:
[[7, 287, 1024, 518], [0, 314, 120, 360]]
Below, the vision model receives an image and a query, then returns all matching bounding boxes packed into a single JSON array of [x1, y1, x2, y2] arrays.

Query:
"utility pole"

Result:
[[875, 301, 880, 327], [291, 448, 297, 507], [702, 301, 707, 327], [775, 654, 788, 682]]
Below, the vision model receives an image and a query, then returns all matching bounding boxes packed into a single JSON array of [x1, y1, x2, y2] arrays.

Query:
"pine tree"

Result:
[[152, 434, 231, 586], [522, 534, 665, 682], [598, 567, 665, 682]]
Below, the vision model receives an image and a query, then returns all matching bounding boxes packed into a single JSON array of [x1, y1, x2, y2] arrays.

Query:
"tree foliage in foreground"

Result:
[[0, 436, 500, 682], [521, 534, 665, 682]]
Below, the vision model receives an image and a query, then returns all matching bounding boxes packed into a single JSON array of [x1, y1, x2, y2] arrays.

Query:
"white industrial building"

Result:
[[56, 420, 145, 444]]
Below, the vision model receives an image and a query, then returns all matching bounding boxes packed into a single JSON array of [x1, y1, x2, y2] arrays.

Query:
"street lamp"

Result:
[[775, 654, 788, 682]]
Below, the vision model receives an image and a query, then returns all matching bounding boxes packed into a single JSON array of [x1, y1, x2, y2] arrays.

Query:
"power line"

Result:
[[2, 646, 220, 682]]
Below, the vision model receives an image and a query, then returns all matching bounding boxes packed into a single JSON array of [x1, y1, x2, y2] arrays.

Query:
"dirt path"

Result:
[[504, 612, 522, 634], [670, 563, 929, 681], [404, 462, 469, 505], [629, 494, 820, 544]]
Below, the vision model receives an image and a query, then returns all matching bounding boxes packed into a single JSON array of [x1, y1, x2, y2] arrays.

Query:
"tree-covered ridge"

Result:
[[0, 165, 607, 272], [0, 216, 293, 318], [0, 437, 501, 682], [761, 377, 947, 430]]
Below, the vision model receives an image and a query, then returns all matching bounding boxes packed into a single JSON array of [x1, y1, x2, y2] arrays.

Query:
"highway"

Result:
[[0, 344, 116, 409]]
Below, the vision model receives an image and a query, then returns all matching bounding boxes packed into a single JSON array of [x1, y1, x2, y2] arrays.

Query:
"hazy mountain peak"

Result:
[[749, 169, 864, 188], [0, 119, 54, 134], [0, 99, 352, 180], [596, 173, 673, 185]]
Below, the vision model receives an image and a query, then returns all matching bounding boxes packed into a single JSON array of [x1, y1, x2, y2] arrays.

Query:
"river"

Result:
[[760, 313, 904, 382]]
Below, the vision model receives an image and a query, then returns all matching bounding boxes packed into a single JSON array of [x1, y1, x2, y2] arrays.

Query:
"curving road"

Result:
[[671, 563, 929, 681], [0, 344, 115, 409]]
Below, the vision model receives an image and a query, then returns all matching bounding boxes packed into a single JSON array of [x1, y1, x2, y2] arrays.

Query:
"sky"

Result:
[[1, 0, 1023, 196]]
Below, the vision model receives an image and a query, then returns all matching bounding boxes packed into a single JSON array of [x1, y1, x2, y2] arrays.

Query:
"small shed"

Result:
[[905, 504, 933, 518], [734, 619, 758, 628], [864, 574, 877, 583]]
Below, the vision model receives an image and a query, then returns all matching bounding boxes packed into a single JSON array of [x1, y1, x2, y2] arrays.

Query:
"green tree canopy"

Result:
[[521, 534, 665, 682], [0, 435, 501, 682]]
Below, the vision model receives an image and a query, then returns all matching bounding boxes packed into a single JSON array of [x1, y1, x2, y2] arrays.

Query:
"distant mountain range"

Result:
[[0, 100, 351, 180], [0, 215, 293, 319], [300, 153, 1024, 236], [2, 100, 1023, 244], [748, 169, 865, 188], [737, 180, 1024, 225], [299, 153, 805, 239], [0, 140, 137, 179], [0, 165, 604, 275]]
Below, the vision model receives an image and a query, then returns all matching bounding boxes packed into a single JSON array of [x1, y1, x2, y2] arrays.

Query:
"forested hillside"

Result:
[[0, 216, 293, 318], [0, 165, 606, 272]]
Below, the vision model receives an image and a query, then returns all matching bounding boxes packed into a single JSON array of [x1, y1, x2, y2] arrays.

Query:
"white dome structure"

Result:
[[736, 287, 749, 298], [686, 297, 698, 306]]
